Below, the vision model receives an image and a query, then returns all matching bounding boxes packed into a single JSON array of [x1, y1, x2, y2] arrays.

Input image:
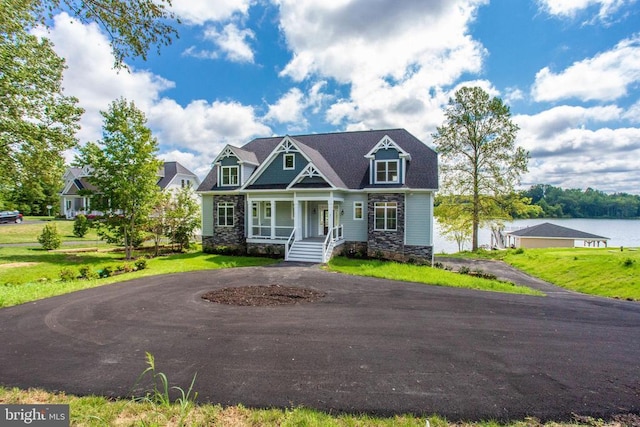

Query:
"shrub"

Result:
[[458, 266, 470, 275], [135, 259, 147, 270], [79, 266, 97, 280], [622, 258, 635, 267], [73, 214, 90, 237], [99, 266, 113, 278], [59, 268, 76, 282], [513, 247, 525, 254], [38, 223, 62, 250]]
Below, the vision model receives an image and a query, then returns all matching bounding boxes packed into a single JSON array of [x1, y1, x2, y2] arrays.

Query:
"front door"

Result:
[[322, 209, 329, 235]]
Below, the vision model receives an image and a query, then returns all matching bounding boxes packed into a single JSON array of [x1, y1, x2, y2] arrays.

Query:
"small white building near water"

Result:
[[505, 222, 610, 249]]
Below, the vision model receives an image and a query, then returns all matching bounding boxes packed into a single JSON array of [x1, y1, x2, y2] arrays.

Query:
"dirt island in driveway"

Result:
[[202, 284, 325, 306]]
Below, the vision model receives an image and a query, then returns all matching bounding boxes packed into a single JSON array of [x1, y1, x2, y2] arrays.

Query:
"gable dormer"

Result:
[[212, 145, 259, 188], [364, 135, 411, 185]]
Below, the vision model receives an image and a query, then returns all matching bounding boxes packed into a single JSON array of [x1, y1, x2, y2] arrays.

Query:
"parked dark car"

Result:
[[0, 210, 23, 224]]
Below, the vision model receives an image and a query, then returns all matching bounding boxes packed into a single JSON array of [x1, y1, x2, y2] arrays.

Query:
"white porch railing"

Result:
[[322, 224, 344, 263], [249, 226, 294, 240], [285, 229, 296, 261]]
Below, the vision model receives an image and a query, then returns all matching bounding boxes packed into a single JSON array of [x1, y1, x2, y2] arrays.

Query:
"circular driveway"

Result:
[[0, 264, 638, 421]]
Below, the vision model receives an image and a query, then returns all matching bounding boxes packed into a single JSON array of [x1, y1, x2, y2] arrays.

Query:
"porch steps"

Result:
[[286, 240, 324, 263]]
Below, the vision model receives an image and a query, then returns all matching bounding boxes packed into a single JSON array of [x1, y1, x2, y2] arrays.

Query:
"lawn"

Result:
[[449, 247, 640, 300], [327, 257, 543, 296], [0, 219, 101, 244], [0, 386, 625, 427], [0, 247, 277, 308]]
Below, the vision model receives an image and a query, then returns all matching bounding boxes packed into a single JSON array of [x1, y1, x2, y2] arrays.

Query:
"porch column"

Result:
[[247, 196, 253, 238], [294, 195, 302, 240], [270, 200, 276, 239], [328, 193, 334, 240]]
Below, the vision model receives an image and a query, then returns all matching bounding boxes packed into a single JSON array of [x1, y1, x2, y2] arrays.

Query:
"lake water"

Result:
[[434, 218, 640, 254]]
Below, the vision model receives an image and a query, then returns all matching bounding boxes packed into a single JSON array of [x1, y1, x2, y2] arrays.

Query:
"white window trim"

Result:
[[353, 201, 364, 220], [217, 202, 234, 227], [283, 153, 295, 170], [264, 203, 272, 219], [374, 202, 397, 231], [252, 202, 258, 219], [374, 160, 400, 184], [220, 165, 239, 186]]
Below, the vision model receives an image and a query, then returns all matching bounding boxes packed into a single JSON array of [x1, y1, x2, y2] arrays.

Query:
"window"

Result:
[[283, 153, 295, 170], [374, 202, 397, 231], [252, 202, 258, 219], [217, 202, 234, 226], [353, 201, 364, 220], [375, 160, 399, 183], [221, 166, 239, 186], [264, 203, 272, 219]]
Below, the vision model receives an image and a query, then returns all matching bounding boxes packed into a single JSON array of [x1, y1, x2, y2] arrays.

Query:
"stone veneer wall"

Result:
[[367, 193, 433, 264], [202, 194, 246, 253]]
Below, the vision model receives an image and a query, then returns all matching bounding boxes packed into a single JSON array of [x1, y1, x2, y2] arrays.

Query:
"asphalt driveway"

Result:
[[0, 264, 639, 422]]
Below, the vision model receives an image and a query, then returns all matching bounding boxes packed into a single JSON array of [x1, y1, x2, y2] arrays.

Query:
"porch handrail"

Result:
[[285, 228, 296, 261], [322, 224, 344, 263]]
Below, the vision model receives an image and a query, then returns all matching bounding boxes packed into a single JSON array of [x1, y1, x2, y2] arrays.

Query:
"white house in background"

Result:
[[59, 161, 201, 219], [505, 222, 610, 249]]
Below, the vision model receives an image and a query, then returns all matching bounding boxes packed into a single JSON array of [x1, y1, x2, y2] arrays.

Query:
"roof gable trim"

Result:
[[286, 163, 336, 190], [364, 135, 411, 160]]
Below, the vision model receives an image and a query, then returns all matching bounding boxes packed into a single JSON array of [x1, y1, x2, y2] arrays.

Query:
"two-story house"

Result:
[[60, 161, 201, 219], [197, 129, 438, 263]]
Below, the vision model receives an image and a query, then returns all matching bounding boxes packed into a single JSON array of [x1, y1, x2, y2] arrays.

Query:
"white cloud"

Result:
[[169, 0, 252, 25], [203, 23, 256, 63], [505, 87, 525, 104], [264, 88, 306, 124], [274, 0, 488, 140], [536, 0, 636, 21], [532, 35, 640, 102], [515, 106, 640, 193], [32, 13, 175, 143], [35, 13, 270, 181], [622, 100, 640, 123]]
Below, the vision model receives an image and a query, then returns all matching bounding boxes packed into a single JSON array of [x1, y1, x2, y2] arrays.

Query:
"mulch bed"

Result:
[[202, 284, 326, 307]]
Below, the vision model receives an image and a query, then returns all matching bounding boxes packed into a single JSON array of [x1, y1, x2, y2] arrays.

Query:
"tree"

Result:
[[1, 0, 83, 213], [15, 0, 179, 67], [75, 98, 162, 259], [434, 195, 472, 252], [38, 222, 62, 250], [433, 86, 528, 251], [166, 185, 201, 252]]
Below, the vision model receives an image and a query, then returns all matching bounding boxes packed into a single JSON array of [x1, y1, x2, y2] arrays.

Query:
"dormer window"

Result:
[[221, 166, 239, 186], [375, 160, 399, 184], [283, 153, 295, 170]]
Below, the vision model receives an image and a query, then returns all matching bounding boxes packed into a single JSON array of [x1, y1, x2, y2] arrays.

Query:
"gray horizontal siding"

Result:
[[405, 193, 432, 246]]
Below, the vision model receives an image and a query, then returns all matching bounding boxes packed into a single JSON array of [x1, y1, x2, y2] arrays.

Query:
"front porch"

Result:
[[246, 195, 345, 263]]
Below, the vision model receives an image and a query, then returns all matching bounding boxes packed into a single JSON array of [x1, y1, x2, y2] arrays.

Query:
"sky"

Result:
[[34, 0, 640, 194]]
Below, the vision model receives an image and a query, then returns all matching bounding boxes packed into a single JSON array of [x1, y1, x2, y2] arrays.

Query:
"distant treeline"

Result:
[[518, 184, 640, 219]]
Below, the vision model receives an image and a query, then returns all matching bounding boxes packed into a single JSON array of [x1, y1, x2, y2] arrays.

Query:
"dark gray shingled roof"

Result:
[[157, 161, 198, 189], [197, 128, 438, 192], [507, 222, 609, 240]]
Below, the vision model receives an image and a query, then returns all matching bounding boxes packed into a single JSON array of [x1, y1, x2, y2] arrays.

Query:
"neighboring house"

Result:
[[196, 129, 438, 263], [59, 161, 201, 219], [505, 222, 610, 249]]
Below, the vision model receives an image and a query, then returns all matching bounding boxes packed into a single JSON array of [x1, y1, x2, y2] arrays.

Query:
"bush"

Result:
[[59, 268, 76, 282], [99, 266, 113, 278], [78, 266, 97, 280], [135, 259, 147, 270], [513, 248, 525, 254], [73, 214, 90, 237], [623, 258, 635, 267], [458, 266, 470, 275], [38, 223, 62, 250]]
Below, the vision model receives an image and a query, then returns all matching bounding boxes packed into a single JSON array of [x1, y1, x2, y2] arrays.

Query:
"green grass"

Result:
[[327, 257, 542, 296], [0, 219, 101, 244], [448, 247, 640, 300], [0, 386, 620, 426], [0, 247, 277, 308]]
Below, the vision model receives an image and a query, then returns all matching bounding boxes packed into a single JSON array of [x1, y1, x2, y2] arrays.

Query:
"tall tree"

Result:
[[75, 98, 162, 259], [0, 0, 83, 212], [433, 86, 528, 251], [166, 185, 201, 252]]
